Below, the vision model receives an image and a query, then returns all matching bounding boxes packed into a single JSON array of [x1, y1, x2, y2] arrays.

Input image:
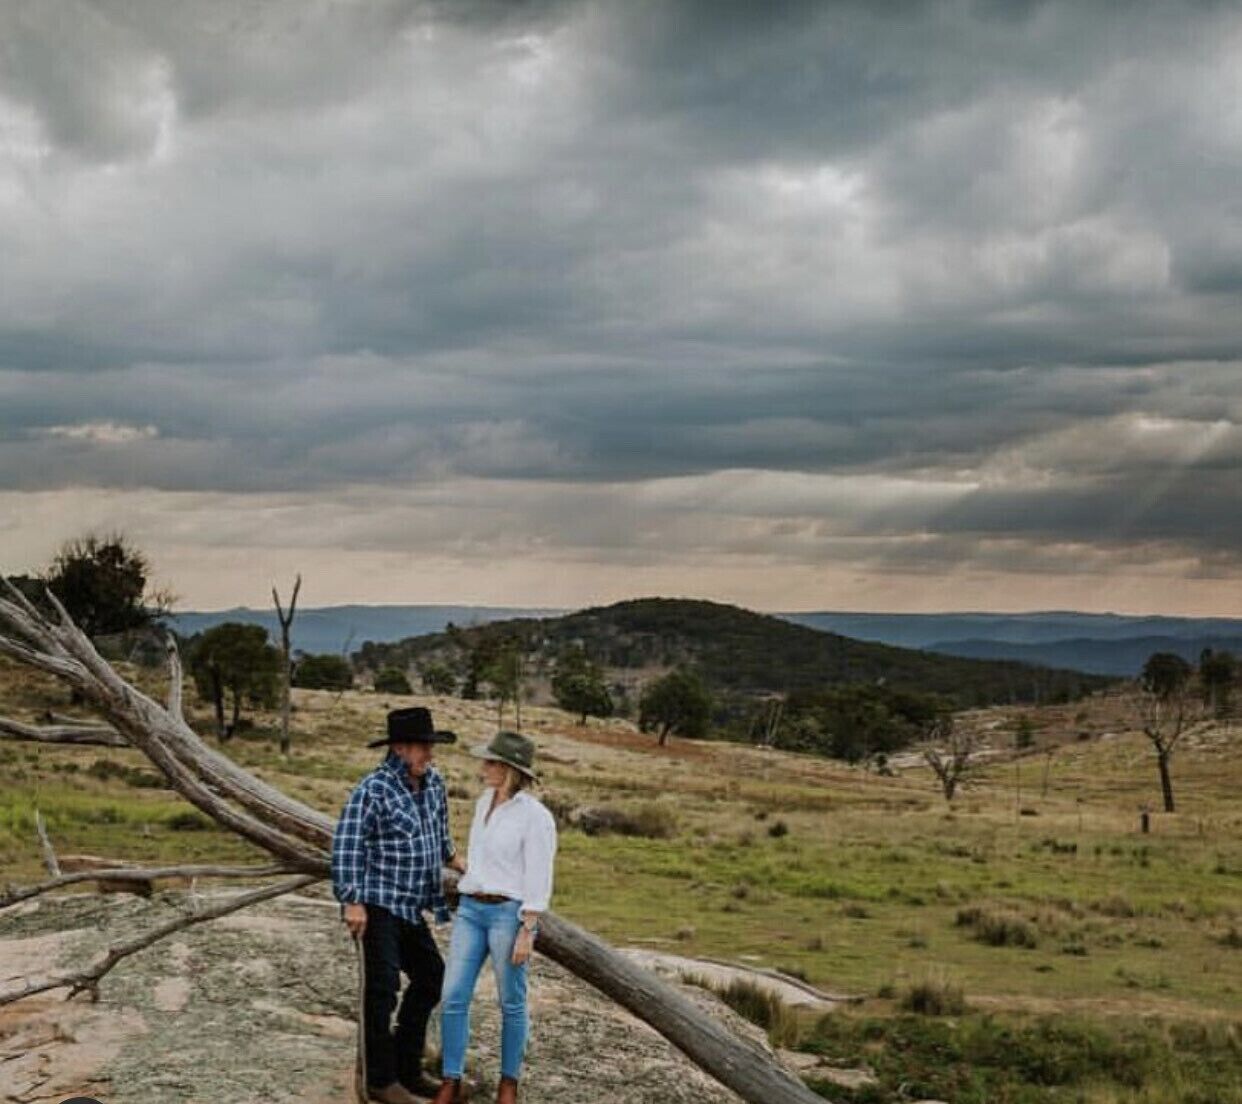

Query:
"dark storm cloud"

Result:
[[1, 0, 1241, 575]]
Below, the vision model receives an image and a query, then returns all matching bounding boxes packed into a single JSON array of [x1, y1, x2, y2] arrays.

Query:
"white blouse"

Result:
[[457, 789, 558, 914]]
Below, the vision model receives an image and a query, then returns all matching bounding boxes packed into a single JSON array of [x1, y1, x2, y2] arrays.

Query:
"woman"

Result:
[[433, 730, 558, 1104]]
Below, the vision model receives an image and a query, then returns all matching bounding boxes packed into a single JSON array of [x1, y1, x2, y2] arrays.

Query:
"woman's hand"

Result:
[[510, 927, 535, 966], [448, 853, 467, 874]]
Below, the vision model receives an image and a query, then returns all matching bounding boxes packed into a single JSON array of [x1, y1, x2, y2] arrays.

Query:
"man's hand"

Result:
[[510, 927, 535, 966], [343, 902, 368, 939]]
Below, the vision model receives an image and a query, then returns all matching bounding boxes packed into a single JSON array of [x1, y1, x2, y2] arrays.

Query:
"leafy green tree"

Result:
[[552, 648, 613, 725], [485, 643, 525, 729], [420, 662, 457, 696], [293, 653, 354, 692], [1199, 648, 1236, 718], [639, 668, 712, 745], [1139, 652, 1196, 813], [45, 532, 173, 638], [374, 667, 414, 695], [189, 623, 280, 739]]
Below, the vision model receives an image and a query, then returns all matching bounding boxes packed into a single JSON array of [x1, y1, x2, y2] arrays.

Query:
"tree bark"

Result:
[[1157, 752, 1175, 813], [0, 715, 127, 747], [0, 579, 827, 1104]]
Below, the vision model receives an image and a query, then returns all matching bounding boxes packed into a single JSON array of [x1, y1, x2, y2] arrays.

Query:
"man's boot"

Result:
[[495, 1076, 518, 1104], [369, 1083, 422, 1104], [402, 1070, 444, 1099]]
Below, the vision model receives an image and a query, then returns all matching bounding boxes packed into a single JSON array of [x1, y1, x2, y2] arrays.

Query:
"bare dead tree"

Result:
[[1137, 655, 1204, 813], [0, 576, 825, 1104], [272, 574, 302, 757], [921, 715, 980, 803], [0, 714, 127, 747]]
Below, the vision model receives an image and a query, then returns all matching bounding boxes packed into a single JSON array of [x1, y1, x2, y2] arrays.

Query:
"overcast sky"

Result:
[[2, 0, 1241, 613]]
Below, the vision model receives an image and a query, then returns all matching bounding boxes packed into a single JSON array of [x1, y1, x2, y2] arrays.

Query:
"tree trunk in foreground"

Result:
[[0, 579, 827, 1104]]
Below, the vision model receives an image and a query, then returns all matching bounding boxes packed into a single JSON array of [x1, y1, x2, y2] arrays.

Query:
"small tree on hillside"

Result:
[[552, 647, 613, 725], [1199, 648, 1236, 718], [374, 667, 414, 695], [189, 623, 280, 739], [485, 643, 525, 730], [420, 662, 457, 696], [639, 668, 712, 746], [1138, 651, 1198, 813], [921, 714, 978, 803]]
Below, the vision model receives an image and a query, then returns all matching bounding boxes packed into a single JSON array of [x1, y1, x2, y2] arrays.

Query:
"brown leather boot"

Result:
[[495, 1076, 518, 1104], [431, 1079, 463, 1104]]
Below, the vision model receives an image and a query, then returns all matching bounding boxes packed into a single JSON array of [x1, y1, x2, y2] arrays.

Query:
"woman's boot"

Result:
[[431, 1079, 463, 1104], [495, 1076, 518, 1104]]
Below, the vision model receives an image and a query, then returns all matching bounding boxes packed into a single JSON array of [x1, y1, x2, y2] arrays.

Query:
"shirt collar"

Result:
[[381, 751, 437, 791]]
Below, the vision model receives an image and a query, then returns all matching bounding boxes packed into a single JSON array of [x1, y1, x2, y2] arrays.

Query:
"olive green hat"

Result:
[[470, 729, 539, 781]]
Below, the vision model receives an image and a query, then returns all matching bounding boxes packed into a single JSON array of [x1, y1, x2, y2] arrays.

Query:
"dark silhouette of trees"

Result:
[[45, 533, 172, 638], [639, 668, 712, 745]]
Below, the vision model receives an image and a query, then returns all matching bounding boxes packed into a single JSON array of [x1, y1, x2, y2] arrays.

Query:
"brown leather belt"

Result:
[[466, 892, 512, 904]]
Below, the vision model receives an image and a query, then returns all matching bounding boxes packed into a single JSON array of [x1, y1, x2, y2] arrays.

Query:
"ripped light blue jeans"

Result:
[[439, 896, 529, 1081]]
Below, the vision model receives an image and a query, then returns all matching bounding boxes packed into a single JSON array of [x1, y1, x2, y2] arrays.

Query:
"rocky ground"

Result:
[[0, 887, 791, 1104]]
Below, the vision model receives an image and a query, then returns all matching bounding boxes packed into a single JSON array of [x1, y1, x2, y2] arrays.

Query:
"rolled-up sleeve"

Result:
[[332, 781, 375, 905], [438, 780, 456, 863], [519, 806, 558, 914]]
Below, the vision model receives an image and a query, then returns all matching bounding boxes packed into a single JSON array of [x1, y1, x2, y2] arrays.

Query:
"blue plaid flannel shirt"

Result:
[[331, 752, 455, 926]]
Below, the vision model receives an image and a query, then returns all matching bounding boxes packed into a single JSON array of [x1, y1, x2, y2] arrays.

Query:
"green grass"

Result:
[[800, 1011, 1242, 1103]]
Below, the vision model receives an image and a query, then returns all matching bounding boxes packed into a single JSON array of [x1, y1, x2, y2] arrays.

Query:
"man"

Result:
[[333, 706, 466, 1104]]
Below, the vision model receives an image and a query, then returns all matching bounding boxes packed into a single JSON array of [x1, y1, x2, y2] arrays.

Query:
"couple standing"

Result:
[[331, 706, 558, 1104]]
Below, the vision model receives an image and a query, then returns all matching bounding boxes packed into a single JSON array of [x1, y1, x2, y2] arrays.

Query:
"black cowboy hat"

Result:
[[368, 706, 458, 748]]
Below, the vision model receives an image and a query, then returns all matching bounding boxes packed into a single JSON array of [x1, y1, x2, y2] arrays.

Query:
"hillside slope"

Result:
[[355, 597, 1110, 708]]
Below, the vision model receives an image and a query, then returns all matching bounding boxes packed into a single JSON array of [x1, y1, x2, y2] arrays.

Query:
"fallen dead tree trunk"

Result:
[[0, 714, 127, 746], [0, 578, 828, 1104]]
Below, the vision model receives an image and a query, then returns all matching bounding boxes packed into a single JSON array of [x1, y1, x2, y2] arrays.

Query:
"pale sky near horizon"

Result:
[[3, 2, 1242, 616]]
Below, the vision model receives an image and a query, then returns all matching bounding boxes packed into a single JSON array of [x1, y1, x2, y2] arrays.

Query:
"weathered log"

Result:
[[0, 577, 830, 1104], [2, 861, 296, 908], [0, 715, 127, 747], [0, 875, 317, 1005]]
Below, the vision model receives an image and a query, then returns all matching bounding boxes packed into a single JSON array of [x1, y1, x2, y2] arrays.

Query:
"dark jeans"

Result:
[[361, 905, 445, 1090]]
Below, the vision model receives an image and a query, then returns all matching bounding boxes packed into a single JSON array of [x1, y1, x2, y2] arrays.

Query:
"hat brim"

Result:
[[470, 742, 538, 780], [368, 730, 458, 748]]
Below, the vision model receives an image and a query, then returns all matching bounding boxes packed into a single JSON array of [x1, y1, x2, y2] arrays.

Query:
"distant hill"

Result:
[[782, 611, 1242, 675], [169, 604, 563, 655], [927, 634, 1242, 677], [355, 597, 1110, 709]]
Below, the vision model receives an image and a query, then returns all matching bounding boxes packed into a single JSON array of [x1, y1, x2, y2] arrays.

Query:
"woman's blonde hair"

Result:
[[500, 763, 530, 795]]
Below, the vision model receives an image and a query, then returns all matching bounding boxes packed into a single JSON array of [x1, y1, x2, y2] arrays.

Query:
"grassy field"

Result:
[[2, 655, 1239, 1101]]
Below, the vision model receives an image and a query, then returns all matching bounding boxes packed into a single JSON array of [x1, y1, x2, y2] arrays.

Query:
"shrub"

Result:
[[683, 974, 802, 1048], [956, 906, 1038, 948], [767, 819, 789, 838], [900, 976, 968, 1016], [166, 810, 213, 832], [373, 667, 413, 695]]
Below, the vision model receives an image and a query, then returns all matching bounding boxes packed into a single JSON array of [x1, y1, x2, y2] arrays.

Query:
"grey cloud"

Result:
[[1, 0, 1241, 585]]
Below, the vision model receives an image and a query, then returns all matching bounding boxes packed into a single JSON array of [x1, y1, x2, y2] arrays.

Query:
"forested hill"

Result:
[[354, 598, 1110, 708]]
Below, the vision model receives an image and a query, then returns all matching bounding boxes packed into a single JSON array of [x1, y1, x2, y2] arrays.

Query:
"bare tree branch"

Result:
[[273, 574, 301, 757], [0, 875, 318, 1006], [34, 810, 60, 877], [0, 714, 127, 747], [166, 634, 185, 722], [2, 863, 298, 910]]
